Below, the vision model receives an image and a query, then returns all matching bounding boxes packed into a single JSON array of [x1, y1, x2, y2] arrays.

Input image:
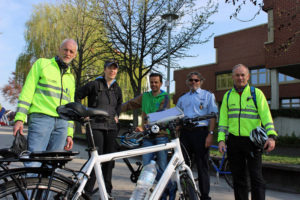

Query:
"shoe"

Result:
[[108, 193, 115, 200], [85, 190, 93, 198]]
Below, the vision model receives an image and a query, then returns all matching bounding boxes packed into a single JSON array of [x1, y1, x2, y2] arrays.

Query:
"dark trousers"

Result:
[[85, 129, 118, 194], [180, 127, 211, 200], [227, 134, 265, 200]]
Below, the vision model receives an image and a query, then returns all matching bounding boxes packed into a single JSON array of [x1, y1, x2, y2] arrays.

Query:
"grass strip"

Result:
[[210, 149, 300, 165]]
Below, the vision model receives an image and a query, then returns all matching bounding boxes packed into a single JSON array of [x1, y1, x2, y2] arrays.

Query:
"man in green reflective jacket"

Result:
[[13, 39, 77, 166], [218, 64, 277, 200]]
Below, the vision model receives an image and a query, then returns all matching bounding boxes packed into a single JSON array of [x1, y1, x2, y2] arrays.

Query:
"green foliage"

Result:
[[262, 154, 300, 165], [271, 109, 300, 118], [15, 53, 34, 86], [14, 0, 138, 102], [25, 3, 65, 59], [276, 133, 300, 148], [210, 149, 300, 165], [169, 93, 176, 108]]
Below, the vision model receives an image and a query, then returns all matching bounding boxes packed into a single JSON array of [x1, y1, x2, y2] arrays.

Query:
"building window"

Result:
[[281, 98, 300, 108], [267, 9, 274, 43], [250, 68, 270, 85], [279, 73, 296, 83], [216, 73, 233, 90]]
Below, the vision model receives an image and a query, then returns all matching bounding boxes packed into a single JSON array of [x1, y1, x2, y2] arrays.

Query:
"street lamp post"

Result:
[[162, 12, 178, 94]]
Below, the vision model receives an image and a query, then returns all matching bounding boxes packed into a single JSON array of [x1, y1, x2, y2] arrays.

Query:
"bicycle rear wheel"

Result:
[[179, 173, 200, 200], [223, 158, 234, 189], [0, 177, 88, 200], [223, 158, 251, 191]]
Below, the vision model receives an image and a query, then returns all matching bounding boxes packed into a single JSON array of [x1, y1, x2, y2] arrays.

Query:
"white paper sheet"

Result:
[[147, 107, 185, 125]]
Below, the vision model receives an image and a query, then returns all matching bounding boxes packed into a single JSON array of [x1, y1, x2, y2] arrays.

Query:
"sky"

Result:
[[0, 0, 267, 111]]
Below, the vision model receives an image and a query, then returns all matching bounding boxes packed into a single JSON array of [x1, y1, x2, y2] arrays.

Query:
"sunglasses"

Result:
[[189, 79, 200, 82]]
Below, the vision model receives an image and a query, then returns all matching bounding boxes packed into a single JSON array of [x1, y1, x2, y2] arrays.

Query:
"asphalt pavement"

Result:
[[0, 126, 299, 200]]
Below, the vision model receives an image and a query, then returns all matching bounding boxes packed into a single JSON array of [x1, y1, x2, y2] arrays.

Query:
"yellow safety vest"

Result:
[[15, 57, 75, 137], [218, 85, 277, 142]]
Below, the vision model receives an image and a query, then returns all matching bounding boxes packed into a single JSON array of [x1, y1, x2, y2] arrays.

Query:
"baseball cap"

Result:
[[104, 59, 119, 68]]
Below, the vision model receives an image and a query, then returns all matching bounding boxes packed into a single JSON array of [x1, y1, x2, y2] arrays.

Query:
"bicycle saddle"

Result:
[[57, 102, 109, 121]]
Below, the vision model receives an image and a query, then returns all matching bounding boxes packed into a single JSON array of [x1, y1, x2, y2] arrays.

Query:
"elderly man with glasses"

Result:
[[176, 71, 218, 200]]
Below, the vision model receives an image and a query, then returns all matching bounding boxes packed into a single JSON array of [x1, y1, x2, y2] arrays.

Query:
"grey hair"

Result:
[[186, 71, 205, 81], [186, 71, 205, 86], [60, 39, 78, 51], [232, 64, 249, 74]]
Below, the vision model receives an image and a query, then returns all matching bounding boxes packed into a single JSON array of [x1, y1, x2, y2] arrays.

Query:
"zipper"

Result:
[[59, 68, 65, 106], [238, 94, 241, 136]]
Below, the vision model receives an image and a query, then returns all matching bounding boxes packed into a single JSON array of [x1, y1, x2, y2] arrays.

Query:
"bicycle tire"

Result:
[[223, 158, 234, 189], [179, 173, 200, 200], [223, 158, 251, 191], [0, 177, 88, 200]]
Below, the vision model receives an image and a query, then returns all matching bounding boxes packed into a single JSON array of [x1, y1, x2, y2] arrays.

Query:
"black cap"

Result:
[[104, 60, 119, 68]]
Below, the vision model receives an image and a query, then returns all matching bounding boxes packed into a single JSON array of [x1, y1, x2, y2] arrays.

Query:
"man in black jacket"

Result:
[[75, 60, 122, 198]]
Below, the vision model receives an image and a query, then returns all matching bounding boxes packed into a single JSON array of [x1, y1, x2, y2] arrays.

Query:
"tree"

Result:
[[91, 0, 217, 124], [1, 72, 22, 105], [225, 0, 300, 58], [25, 3, 66, 59], [13, 1, 137, 109], [61, 0, 108, 88], [15, 53, 34, 86], [225, 0, 263, 21]]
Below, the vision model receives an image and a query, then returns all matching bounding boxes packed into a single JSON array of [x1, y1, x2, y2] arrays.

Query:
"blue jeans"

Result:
[[142, 137, 176, 200], [142, 136, 168, 171], [25, 113, 68, 168]]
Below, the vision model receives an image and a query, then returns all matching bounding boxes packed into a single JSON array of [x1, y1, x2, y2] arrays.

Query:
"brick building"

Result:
[[173, 0, 300, 110]]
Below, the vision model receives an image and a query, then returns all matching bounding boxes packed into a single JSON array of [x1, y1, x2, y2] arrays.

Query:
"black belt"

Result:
[[183, 126, 208, 132]]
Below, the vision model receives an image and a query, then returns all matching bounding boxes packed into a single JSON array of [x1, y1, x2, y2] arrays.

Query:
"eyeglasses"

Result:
[[189, 79, 200, 83]]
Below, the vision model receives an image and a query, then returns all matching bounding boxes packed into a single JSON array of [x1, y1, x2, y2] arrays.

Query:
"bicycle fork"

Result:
[[209, 157, 220, 185]]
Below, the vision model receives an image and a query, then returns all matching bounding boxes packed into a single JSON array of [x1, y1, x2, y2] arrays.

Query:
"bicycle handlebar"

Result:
[[181, 113, 217, 126], [118, 113, 217, 149]]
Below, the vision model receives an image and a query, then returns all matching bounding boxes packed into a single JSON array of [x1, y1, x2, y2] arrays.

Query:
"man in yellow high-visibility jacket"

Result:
[[218, 64, 277, 200], [13, 39, 77, 167]]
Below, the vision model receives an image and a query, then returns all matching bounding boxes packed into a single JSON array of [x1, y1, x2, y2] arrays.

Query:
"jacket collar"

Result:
[[52, 57, 71, 74], [233, 84, 249, 93], [96, 76, 116, 87], [150, 89, 167, 97], [189, 87, 201, 95]]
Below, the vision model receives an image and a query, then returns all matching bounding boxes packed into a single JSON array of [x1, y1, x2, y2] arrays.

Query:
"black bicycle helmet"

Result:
[[250, 127, 268, 148]]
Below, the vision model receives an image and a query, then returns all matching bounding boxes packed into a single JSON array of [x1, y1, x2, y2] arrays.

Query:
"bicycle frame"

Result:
[[73, 128, 197, 200], [209, 145, 230, 175]]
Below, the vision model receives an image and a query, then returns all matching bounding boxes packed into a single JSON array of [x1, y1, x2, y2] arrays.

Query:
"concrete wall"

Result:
[[274, 117, 300, 137]]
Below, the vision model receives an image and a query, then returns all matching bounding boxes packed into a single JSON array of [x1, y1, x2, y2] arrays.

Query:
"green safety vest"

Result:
[[15, 57, 75, 137], [218, 84, 277, 142]]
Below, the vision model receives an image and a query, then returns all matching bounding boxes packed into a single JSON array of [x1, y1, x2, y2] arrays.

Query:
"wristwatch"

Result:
[[209, 131, 214, 135]]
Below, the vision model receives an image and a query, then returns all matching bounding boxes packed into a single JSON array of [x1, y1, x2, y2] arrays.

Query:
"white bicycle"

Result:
[[0, 103, 216, 200]]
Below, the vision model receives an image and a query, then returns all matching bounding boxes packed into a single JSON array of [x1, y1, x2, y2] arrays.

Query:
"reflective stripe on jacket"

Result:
[[15, 57, 75, 137], [218, 84, 277, 142]]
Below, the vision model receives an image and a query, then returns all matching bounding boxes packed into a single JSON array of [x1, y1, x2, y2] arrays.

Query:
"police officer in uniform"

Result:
[[176, 71, 218, 200]]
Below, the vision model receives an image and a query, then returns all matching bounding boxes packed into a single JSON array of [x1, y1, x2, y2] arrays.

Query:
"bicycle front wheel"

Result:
[[179, 173, 200, 200], [0, 177, 88, 200]]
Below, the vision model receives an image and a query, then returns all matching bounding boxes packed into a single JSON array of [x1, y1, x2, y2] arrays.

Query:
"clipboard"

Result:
[[147, 107, 185, 125]]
